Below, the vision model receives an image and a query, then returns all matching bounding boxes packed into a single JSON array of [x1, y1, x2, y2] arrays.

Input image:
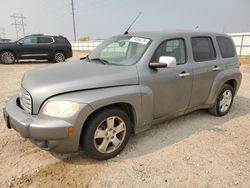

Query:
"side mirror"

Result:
[[17, 41, 24, 45], [149, 56, 176, 69]]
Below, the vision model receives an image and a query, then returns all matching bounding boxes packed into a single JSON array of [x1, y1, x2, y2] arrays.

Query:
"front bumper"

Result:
[[3, 96, 77, 152]]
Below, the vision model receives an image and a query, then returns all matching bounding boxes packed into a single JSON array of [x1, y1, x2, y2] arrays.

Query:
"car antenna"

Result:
[[124, 12, 142, 35]]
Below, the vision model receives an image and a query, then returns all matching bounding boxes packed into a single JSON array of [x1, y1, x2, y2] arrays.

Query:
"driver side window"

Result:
[[21, 37, 38, 45], [151, 38, 186, 65]]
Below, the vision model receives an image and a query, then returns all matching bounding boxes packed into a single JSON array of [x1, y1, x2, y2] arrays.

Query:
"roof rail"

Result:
[[30, 34, 44, 36]]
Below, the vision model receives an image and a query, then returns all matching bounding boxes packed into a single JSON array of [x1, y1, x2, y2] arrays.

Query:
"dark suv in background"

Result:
[[0, 34, 72, 64]]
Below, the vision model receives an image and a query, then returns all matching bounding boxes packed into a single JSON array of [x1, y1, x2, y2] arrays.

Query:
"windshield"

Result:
[[88, 36, 151, 66]]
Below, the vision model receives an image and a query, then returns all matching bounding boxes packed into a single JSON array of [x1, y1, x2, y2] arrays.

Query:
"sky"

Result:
[[0, 0, 249, 41]]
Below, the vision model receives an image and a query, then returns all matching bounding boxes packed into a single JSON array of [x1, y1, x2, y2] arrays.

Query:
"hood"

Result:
[[22, 61, 139, 113], [0, 42, 15, 47]]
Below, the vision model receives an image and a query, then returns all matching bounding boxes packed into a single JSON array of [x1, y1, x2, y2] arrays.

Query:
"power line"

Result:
[[11, 13, 26, 39], [71, 0, 77, 41]]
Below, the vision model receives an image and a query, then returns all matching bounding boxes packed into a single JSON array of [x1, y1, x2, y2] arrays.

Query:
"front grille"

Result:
[[19, 88, 32, 114]]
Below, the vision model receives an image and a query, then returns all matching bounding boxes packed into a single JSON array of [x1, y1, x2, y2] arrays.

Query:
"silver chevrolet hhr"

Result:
[[3, 30, 242, 159]]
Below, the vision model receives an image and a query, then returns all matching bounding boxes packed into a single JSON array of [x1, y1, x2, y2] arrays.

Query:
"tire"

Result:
[[0, 51, 16, 64], [53, 51, 65, 63], [82, 108, 132, 160], [208, 84, 234, 116]]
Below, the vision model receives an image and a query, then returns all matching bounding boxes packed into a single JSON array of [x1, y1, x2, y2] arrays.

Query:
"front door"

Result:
[[140, 38, 193, 119], [16, 36, 41, 59]]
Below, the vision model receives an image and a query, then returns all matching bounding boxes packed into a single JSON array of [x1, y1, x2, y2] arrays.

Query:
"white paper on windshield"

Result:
[[129, 37, 150, 45]]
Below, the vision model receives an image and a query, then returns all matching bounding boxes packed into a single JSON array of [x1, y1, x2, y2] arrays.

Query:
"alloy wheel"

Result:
[[54, 53, 65, 62], [219, 89, 233, 113], [1, 52, 15, 64], [94, 116, 126, 154]]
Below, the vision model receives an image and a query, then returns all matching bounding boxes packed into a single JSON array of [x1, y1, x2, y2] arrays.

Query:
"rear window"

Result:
[[216, 36, 236, 58], [191, 37, 216, 62]]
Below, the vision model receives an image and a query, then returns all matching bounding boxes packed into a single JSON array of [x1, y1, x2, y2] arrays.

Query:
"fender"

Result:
[[50, 85, 154, 147], [206, 67, 242, 106]]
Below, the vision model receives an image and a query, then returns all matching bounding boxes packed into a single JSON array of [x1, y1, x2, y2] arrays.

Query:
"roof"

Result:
[[28, 34, 65, 38], [126, 30, 228, 40]]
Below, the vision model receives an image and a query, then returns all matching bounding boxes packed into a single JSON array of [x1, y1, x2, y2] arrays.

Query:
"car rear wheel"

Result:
[[208, 84, 234, 116], [53, 52, 65, 63], [0, 51, 16, 64], [82, 108, 132, 160]]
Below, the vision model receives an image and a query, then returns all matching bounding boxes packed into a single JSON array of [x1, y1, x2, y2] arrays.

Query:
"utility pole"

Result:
[[11, 13, 26, 39], [71, 0, 77, 41], [0, 28, 6, 39]]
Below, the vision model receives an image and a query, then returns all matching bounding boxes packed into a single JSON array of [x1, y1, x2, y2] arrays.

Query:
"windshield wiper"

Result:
[[89, 58, 110, 65], [80, 55, 90, 61]]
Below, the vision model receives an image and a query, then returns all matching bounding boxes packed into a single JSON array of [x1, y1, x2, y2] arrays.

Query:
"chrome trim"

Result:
[[212, 66, 222, 71], [17, 36, 55, 45], [178, 72, 191, 77], [21, 54, 48, 57]]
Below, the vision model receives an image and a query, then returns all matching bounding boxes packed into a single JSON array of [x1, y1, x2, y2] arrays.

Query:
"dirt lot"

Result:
[[0, 54, 250, 188]]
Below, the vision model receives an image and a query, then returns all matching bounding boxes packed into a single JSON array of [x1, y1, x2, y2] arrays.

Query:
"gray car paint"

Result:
[[3, 30, 242, 153], [23, 61, 139, 113]]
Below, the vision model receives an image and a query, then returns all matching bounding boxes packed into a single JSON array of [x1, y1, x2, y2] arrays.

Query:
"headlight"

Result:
[[42, 101, 79, 118]]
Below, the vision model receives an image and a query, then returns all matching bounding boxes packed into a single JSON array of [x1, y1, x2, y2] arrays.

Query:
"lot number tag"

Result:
[[129, 37, 150, 45]]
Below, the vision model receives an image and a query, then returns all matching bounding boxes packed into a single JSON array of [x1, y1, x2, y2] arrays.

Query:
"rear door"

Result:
[[188, 36, 221, 108], [37, 36, 54, 58]]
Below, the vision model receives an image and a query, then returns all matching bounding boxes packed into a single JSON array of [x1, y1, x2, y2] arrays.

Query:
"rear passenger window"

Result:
[[191, 37, 216, 62], [39, 37, 53, 44], [216, 36, 236, 58]]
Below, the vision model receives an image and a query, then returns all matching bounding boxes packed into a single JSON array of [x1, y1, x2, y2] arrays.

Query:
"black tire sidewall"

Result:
[[82, 108, 132, 160], [215, 84, 234, 116], [0, 51, 16, 64]]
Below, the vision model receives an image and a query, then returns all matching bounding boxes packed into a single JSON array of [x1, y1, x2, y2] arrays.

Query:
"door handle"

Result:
[[212, 66, 222, 71], [179, 72, 190, 78]]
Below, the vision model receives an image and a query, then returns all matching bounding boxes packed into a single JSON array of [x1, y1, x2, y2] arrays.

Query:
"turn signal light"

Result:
[[68, 126, 74, 138]]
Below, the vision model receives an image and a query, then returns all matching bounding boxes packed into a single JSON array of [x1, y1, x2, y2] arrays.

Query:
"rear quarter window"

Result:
[[55, 37, 68, 44], [191, 37, 216, 62], [216, 36, 236, 58]]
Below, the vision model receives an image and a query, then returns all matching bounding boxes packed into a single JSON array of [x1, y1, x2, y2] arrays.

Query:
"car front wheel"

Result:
[[0, 51, 16, 64], [208, 84, 234, 116], [82, 108, 132, 160]]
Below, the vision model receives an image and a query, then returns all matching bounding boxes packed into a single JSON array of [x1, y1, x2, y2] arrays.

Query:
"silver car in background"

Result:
[[3, 30, 242, 159]]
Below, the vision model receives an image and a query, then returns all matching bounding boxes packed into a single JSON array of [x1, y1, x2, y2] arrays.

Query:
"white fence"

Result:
[[71, 33, 250, 56], [229, 33, 250, 56], [71, 40, 103, 51]]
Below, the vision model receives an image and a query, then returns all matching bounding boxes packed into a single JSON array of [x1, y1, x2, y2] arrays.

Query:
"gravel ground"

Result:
[[0, 54, 250, 188]]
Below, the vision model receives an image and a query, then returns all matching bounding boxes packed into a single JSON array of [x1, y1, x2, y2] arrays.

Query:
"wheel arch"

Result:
[[79, 102, 137, 146], [206, 68, 242, 106], [0, 49, 17, 59], [53, 50, 66, 57], [224, 79, 237, 95]]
